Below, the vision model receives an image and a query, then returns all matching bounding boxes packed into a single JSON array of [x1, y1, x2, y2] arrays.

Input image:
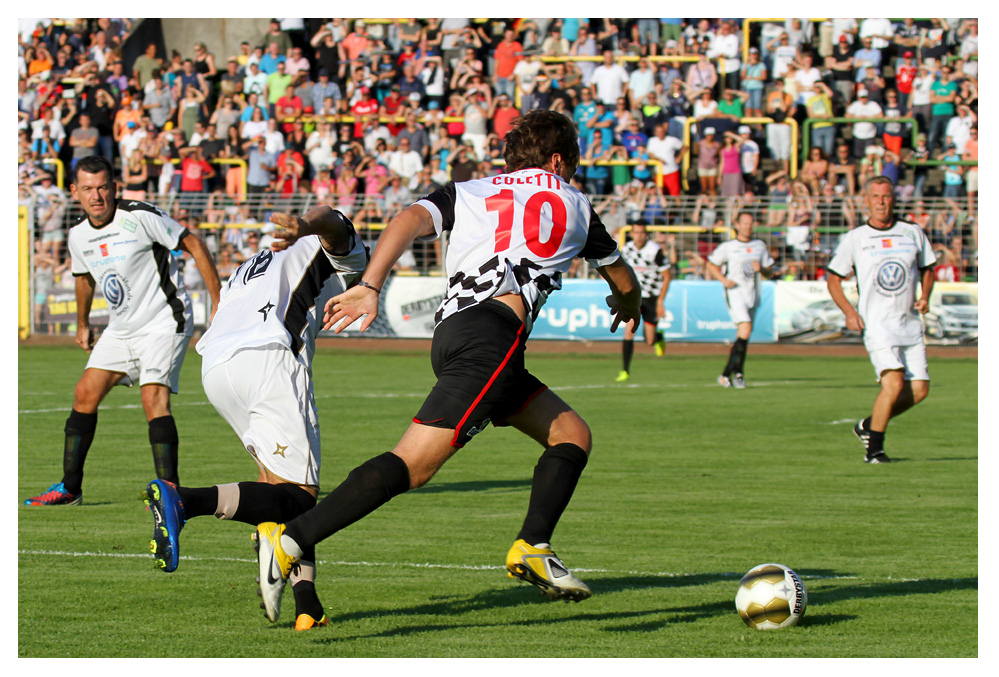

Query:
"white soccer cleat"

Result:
[[252, 522, 298, 622]]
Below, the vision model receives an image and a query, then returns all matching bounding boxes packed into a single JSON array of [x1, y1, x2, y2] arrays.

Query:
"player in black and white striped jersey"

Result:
[[616, 220, 672, 382], [250, 110, 642, 620]]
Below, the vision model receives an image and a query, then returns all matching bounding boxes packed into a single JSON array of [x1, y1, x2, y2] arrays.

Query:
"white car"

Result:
[[790, 299, 847, 332], [924, 292, 978, 338]]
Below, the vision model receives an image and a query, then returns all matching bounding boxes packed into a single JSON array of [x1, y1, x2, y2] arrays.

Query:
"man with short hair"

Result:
[[588, 50, 629, 107], [846, 88, 882, 159], [251, 109, 641, 622], [826, 177, 935, 463], [646, 123, 685, 198], [705, 211, 773, 389], [616, 220, 671, 382], [23, 156, 222, 507], [144, 205, 367, 632]]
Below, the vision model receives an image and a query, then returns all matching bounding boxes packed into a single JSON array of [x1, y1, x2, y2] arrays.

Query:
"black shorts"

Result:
[[414, 300, 547, 448], [639, 296, 659, 325]]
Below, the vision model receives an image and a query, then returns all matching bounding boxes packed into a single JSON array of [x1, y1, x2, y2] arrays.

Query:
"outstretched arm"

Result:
[[178, 231, 222, 320], [324, 203, 435, 333], [268, 204, 355, 255]]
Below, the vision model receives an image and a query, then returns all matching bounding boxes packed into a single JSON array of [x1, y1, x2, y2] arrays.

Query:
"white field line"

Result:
[[18, 380, 801, 415], [18, 548, 863, 580]]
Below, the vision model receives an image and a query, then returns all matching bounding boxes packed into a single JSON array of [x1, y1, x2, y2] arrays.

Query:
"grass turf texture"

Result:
[[18, 344, 977, 657]]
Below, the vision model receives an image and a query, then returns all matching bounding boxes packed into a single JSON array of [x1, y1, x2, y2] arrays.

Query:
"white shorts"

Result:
[[726, 293, 758, 325], [868, 343, 930, 382], [86, 331, 190, 393], [202, 345, 320, 487]]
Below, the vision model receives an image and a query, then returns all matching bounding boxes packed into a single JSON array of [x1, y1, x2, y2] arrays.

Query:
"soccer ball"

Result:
[[735, 563, 807, 630]]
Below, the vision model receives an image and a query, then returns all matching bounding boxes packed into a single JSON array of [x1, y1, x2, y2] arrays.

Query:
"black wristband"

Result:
[[358, 280, 381, 294]]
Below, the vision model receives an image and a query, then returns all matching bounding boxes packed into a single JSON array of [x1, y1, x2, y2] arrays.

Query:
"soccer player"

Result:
[[616, 219, 671, 382], [251, 109, 642, 622], [826, 177, 935, 463], [24, 156, 221, 506], [705, 211, 773, 389], [144, 205, 368, 630]]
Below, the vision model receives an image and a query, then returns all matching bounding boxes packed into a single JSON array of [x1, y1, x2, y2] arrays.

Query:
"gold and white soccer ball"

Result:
[[734, 563, 807, 630]]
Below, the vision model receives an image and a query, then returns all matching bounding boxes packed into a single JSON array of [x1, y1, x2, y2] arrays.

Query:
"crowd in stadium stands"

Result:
[[18, 18, 978, 287]]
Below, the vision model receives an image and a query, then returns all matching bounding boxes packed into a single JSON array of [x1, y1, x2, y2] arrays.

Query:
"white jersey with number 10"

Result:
[[416, 169, 621, 331]]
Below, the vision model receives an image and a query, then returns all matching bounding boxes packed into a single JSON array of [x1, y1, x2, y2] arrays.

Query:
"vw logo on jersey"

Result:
[[876, 260, 907, 292], [742, 261, 756, 277], [103, 273, 125, 308]]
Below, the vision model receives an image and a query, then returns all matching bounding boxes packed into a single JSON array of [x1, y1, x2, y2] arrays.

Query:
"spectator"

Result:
[[569, 26, 598, 84], [132, 43, 163, 89], [264, 61, 293, 116], [144, 75, 176, 131], [857, 143, 884, 187], [341, 19, 371, 63], [491, 28, 522, 99], [880, 88, 907, 157], [845, 88, 882, 158], [243, 135, 276, 198], [243, 61, 267, 98], [419, 56, 447, 110], [490, 93, 519, 141], [919, 18, 950, 68], [274, 143, 305, 196], [800, 146, 830, 195], [68, 113, 98, 171], [350, 87, 379, 138], [686, 51, 718, 92], [708, 20, 741, 90], [827, 141, 858, 196], [958, 19, 978, 79], [177, 85, 207, 146], [826, 35, 856, 111], [696, 127, 720, 195], [719, 131, 745, 197], [275, 85, 303, 134], [387, 137, 424, 189], [768, 32, 797, 79], [30, 172, 67, 267], [589, 50, 630, 107], [927, 64, 957, 154], [177, 145, 216, 214], [460, 89, 489, 160], [741, 48, 767, 117], [960, 124, 977, 208], [737, 125, 760, 193], [805, 81, 835, 156], [938, 143, 964, 199], [907, 133, 931, 199], [764, 79, 794, 172], [121, 148, 149, 200]]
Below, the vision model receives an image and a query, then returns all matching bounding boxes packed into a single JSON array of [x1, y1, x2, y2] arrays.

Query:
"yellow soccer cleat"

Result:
[[615, 370, 630, 382], [506, 539, 591, 602], [252, 522, 299, 622], [294, 613, 330, 631], [654, 339, 666, 357]]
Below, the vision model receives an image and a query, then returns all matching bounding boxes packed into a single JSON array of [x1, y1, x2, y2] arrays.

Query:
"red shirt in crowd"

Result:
[[276, 94, 303, 134], [180, 156, 213, 192], [352, 92, 379, 137], [493, 38, 523, 79], [492, 104, 519, 140]]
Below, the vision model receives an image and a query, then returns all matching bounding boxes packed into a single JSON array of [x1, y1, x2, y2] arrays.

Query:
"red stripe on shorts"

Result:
[[451, 322, 525, 447]]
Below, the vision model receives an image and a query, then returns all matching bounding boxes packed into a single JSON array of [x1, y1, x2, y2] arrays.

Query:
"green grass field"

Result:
[[17, 343, 977, 658]]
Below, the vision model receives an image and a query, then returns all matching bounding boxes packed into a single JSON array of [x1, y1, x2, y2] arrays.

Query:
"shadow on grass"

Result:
[[300, 573, 976, 643], [412, 479, 531, 495]]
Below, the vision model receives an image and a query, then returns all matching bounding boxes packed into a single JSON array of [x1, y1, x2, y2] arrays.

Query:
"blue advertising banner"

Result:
[[531, 280, 776, 342]]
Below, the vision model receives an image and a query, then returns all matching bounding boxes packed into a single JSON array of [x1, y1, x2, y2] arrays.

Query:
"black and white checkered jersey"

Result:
[[416, 169, 621, 332], [621, 240, 670, 298]]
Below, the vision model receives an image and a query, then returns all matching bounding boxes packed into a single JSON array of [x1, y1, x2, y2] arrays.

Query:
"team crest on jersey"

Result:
[[103, 273, 125, 308], [876, 260, 907, 292], [742, 261, 756, 277]]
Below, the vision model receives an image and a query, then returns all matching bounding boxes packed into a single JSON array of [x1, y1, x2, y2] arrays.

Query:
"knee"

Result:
[[912, 381, 930, 404], [552, 415, 592, 455]]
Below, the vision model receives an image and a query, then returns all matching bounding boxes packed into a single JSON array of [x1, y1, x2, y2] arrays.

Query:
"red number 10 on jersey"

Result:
[[485, 189, 568, 258]]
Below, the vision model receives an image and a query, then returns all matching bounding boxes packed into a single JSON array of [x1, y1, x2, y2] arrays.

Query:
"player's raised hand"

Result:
[[267, 212, 306, 251], [324, 283, 379, 333]]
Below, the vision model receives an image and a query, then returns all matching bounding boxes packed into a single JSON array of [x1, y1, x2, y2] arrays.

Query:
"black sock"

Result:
[[62, 410, 98, 495], [734, 338, 749, 374], [622, 340, 634, 372], [861, 417, 872, 431], [285, 452, 411, 549], [655, 331, 665, 344], [868, 430, 885, 454], [292, 579, 324, 620], [149, 416, 179, 485], [724, 338, 748, 376], [176, 486, 218, 519], [231, 482, 316, 525], [517, 443, 589, 546]]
